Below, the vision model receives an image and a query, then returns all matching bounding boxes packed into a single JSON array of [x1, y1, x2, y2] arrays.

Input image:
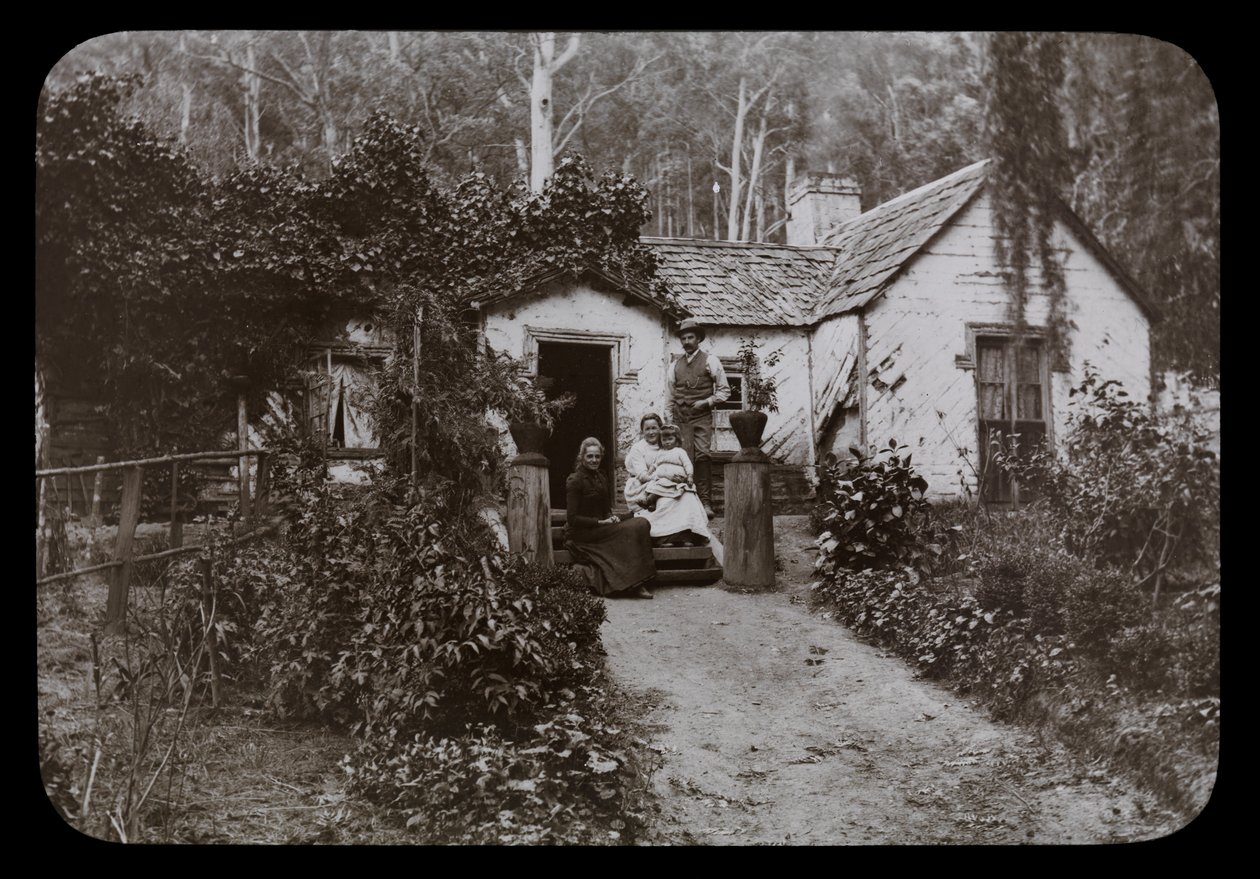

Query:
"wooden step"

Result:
[[550, 508, 630, 526], [655, 567, 724, 585], [553, 545, 714, 566], [552, 558, 722, 586]]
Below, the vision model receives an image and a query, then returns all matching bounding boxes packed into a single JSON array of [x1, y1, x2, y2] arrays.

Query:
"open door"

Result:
[[537, 342, 614, 508]]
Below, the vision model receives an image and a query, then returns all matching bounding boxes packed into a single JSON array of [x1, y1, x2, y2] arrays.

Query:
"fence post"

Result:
[[89, 456, 106, 527], [36, 475, 47, 578], [198, 557, 223, 709], [237, 390, 251, 523], [252, 452, 270, 520], [723, 445, 776, 589], [105, 465, 144, 634], [169, 460, 183, 548], [411, 305, 424, 494], [506, 447, 552, 566]]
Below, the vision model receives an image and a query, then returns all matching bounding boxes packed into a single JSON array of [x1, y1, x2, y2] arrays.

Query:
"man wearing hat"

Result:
[[668, 318, 730, 518]]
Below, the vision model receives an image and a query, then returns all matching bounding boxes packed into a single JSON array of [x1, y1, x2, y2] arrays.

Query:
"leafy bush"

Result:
[[810, 567, 1071, 719], [246, 477, 609, 740], [345, 685, 642, 845], [1000, 365, 1220, 593], [813, 439, 937, 572]]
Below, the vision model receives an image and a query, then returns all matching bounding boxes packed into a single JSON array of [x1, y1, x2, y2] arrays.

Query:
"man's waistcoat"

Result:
[[673, 351, 713, 407]]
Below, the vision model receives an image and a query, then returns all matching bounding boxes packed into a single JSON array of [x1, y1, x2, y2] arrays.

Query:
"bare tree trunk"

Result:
[[741, 111, 768, 241], [528, 33, 581, 192], [726, 76, 748, 240], [178, 34, 193, 145], [660, 152, 670, 236], [514, 138, 530, 178], [322, 111, 338, 162], [388, 31, 401, 62], [687, 151, 695, 237], [755, 188, 766, 242], [784, 152, 796, 209], [243, 42, 261, 163], [665, 145, 673, 237]]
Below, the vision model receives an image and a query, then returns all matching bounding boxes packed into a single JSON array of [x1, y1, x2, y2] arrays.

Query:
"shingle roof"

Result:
[[811, 160, 990, 320], [642, 238, 839, 326]]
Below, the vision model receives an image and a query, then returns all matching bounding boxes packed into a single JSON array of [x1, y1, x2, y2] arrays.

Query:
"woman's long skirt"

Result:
[[634, 490, 712, 540], [565, 517, 656, 595]]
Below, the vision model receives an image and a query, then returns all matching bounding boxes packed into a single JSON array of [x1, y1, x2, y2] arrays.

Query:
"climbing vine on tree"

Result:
[[36, 74, 359, 455], [983, 33, 1072, 363], [37, 76, 662, 505]]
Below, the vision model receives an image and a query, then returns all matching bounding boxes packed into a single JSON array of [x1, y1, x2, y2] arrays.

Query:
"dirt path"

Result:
[[602, 517, 1184, 845]]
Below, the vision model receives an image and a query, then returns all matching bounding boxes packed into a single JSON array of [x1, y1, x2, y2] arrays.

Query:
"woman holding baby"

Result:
[[623, 412, 712, 547]]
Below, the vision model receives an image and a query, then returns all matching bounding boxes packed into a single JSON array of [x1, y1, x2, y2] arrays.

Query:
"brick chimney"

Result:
[[786, 173, 862, 246]]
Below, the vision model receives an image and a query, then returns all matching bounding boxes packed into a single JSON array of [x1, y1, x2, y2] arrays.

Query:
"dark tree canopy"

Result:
[[43, 32, 1220, 382]]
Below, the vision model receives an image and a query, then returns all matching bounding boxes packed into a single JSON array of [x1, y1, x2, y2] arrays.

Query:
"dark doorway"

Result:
[[538, 342, 614, 508]]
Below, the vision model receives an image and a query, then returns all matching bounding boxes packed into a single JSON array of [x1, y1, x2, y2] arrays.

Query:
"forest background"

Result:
[[44, 30, 1219, 382]]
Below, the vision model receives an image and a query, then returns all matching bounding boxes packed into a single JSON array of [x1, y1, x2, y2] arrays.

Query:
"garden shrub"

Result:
[[1001, 365, 1219, 592], [245, 474, 611, 741], [345, 684, 642, 845], [813, 439, 938, 572], [810, 567, 1071, 720]]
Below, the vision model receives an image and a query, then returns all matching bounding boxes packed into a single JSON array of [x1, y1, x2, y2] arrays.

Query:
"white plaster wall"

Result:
[[482, 287, 815, 469], [700, 326, 812, 464], [481, 281, 673, 475], [862, 193, 1152, 500], [809, 314, 862, 462]]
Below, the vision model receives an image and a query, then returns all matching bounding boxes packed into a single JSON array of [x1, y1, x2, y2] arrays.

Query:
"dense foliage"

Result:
[[812, 439, 939, 572], [49, 31, 1218, 380], [998, 365, 1220, 594], [983, 33, 1071, 362], [37, 75, 660, 501], [36, 74, 359, 455], [181, 460, 647, 841], [811, 524, 1218, 816], [809, 379, 1220, 817]]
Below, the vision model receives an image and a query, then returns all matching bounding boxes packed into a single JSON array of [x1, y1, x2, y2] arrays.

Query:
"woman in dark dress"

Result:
[[565, 437, 656, 599]]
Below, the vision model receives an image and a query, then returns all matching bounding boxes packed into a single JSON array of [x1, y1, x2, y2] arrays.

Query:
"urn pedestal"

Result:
[[506, 422, 552, 566], [723, 411, 774, 589]]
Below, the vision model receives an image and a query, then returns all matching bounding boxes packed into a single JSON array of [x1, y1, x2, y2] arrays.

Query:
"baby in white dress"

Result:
[[642, 425, 695, 510]]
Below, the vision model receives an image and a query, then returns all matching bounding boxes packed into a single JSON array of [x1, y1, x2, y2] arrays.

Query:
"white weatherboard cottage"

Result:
[[471, 160, 1158, 509]]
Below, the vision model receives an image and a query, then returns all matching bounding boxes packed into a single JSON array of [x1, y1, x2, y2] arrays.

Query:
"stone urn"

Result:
[[728, 410, 768, 450], [508, 421, 549, 464]]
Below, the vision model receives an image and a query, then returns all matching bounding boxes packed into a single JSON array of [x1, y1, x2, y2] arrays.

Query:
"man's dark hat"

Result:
[[676, 318, 706, 342]]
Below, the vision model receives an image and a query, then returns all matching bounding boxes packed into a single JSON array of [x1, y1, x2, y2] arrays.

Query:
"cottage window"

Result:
[[303, 347, 386, 454], [975, 336, 1049, 505], [716, 357, 746, 411], [717, 373, 746, 411]]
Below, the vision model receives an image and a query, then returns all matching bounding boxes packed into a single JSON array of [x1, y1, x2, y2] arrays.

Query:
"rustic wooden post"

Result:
[[168, 461, 183, 548], [104, 465, 144, 634], [89, 456, 105, 527], [411, 305, 424, 492], [235, 384, 251, 523], [506, 442, 553, 566], [252, 452, 270, 521], [36, 474, 47, 577], [198, 557, 222, 708], [723, 445, 776, 589]]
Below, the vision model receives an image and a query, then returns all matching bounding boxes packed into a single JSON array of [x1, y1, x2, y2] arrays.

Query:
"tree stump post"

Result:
[[169, 460, 183, 549], [723, 446, 775, 589], [506, 450, 553, 566], [105, 465, 144, 634], [237, 391, 251, 523], [88, 456, 106, 527]]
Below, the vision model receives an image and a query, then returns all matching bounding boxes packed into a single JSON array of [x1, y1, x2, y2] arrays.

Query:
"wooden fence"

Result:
[[35, 448, 275, 633]]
